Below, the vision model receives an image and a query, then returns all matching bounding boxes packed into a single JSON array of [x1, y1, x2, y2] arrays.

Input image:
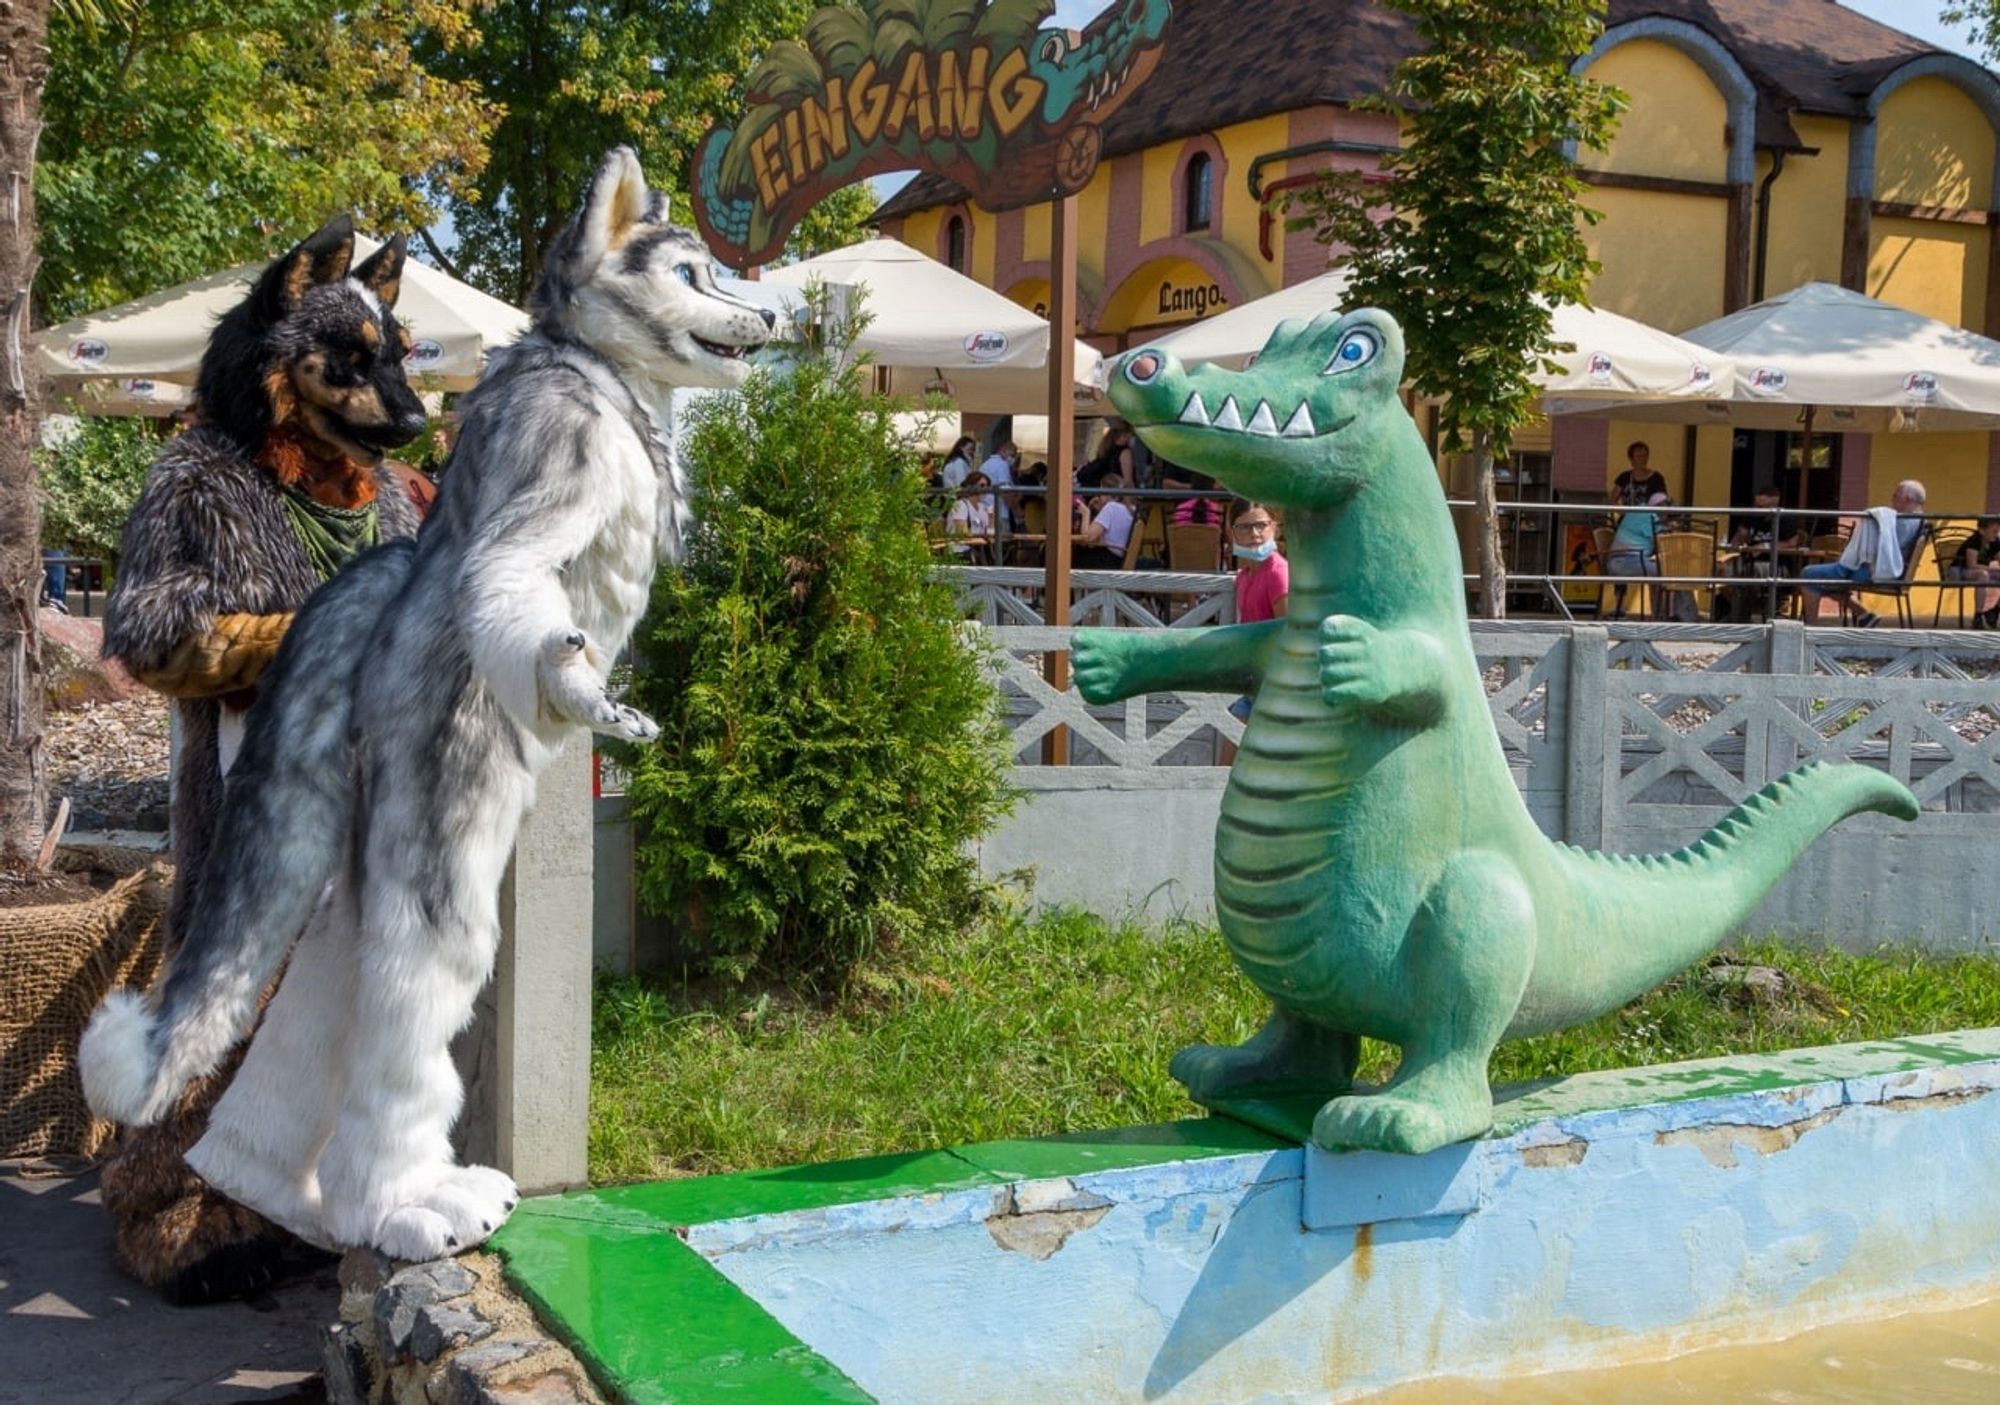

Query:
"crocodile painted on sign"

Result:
[[693, 0, 1170, 267], [1076, 308, 1919, 1157]]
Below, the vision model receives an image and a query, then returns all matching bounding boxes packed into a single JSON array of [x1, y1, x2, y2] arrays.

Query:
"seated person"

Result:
[[1801, 479, 1927, 626], [1603, 489, 1665, 620], [945, 471, 995, 558], [1951, 515, 2000, 629], [1166, 467, 1223, 527], [1073, 467, 1136, 570], [1714, 483, 1804, 620]]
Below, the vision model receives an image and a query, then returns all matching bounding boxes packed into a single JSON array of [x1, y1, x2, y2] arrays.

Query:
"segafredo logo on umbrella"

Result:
[[1586, 352, 1614, 384], [964, 330, 1010, 362], [1688, 362, 1715, 390], [407, 338, 445, 369], [68, 338, 109, 367], [122, 378, 161, 400], [1903, 371, 1940, 403], [1747, 365, 1789, 396]]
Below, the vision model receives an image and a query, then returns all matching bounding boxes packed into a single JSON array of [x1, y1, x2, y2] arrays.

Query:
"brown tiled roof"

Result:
[[870, 0, 1950, 222]]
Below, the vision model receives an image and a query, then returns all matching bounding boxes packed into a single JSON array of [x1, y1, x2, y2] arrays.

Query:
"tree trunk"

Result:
[[1470, 429, 1507, 621], [0, 0, 52, 869]]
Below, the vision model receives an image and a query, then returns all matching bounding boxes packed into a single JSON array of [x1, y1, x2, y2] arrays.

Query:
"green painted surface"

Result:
[[1091, 310, 1919, 1156], [497, 1218, 871, 1404]]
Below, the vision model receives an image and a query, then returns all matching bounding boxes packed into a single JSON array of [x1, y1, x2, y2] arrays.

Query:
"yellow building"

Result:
[[874, 0, 2000, 537]]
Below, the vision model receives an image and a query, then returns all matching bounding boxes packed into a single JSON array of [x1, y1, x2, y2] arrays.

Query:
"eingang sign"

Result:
[[693, 0, 1171, 268]]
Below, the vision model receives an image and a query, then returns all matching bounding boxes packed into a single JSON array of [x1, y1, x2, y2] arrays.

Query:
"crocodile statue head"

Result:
[[1107, 308, 1416, 511]]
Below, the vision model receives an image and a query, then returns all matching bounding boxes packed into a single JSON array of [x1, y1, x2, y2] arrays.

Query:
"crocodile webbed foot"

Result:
[[1311, 1067, 1495, 1156], [1171, 1008, 1359, 1103]]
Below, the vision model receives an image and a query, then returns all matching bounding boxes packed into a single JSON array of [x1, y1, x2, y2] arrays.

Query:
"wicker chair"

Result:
[[1654, 529, 1717, 621], [1931, 531, 1974, 627], [1166, 522, 1223, 573]]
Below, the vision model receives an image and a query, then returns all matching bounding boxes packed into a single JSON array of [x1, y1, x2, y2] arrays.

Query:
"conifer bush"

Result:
[[624, 327, 1013, 983]]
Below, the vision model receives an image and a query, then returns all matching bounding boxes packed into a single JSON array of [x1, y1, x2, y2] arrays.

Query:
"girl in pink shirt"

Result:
[[1229, 504, 1287, 722]]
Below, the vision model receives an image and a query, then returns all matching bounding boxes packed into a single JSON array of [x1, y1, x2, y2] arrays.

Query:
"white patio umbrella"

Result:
[[1144, 268, 1733, 401], [40, 237, 529, 399], [764, 239, 1106, 413], [1545, 281, 2000, 434]]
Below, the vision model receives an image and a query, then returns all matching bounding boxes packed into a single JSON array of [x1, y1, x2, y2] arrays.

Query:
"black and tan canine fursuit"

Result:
[[96, 216, 428, 1301]]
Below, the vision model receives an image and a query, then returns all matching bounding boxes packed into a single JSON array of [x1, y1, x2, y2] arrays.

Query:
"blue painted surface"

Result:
[[683, 1050, 2000, 1403]]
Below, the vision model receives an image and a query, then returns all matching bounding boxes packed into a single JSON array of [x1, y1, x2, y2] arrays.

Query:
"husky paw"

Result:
[[589, 699, 659, 742], [370, 1165, 520, 1260]]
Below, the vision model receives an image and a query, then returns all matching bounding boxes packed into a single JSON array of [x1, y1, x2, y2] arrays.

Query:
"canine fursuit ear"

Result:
[[259, 214, 357, 321], [352, 235, 408, 309], [569, 146, 651, 278]]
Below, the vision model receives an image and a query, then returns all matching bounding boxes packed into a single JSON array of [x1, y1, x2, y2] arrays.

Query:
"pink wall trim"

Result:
[[1278, 106, 1399, 281], [993, 205, 1027, 299], [1102, 152, 1148, 300], [934, 203, 976, 273], [1839, 433, 1871, 511], [1553, 417, 1611, 495]]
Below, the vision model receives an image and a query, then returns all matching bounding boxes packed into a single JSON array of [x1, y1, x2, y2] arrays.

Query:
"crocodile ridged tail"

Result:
[[1523, 760, 1917, 1033]]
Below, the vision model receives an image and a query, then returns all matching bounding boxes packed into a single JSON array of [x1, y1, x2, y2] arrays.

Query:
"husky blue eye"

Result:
[[674, 264, 696, 286], [1324, 329, 1379, 374]]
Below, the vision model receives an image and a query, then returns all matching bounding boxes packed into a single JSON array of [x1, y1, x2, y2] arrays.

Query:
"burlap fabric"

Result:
[[1, 849, 172, 1160]]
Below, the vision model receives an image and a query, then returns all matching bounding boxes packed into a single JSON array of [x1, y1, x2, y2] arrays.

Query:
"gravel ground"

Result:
[[45, 697, 171, 833]]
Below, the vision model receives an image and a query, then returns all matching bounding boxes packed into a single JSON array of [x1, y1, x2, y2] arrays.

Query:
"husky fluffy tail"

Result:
[[80, 542, 416, 1126]]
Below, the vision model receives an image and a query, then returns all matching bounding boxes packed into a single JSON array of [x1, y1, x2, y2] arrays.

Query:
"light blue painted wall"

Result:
[[685, 1052, 2000, 1403]]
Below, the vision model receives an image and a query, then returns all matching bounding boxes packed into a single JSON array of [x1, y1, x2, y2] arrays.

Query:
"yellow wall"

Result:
[[1875, 77, 1995, 210], [1140, 143, 1178, 245], [1577, 39, 1730, 184], [897, 207, 945, 260], [1586, 186, 1729, 331], [1757, 116, 1849, 296], [1691, 425, 1736, 507], [1872, 429, 1990, 513], [1869, 215, 1989, 328]]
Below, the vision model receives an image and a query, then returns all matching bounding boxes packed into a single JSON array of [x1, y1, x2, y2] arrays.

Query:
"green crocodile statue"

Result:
[[1077, 307, 1918, 1157]]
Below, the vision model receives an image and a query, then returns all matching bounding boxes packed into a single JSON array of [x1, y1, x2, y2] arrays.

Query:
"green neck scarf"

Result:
[[279, 482, 380, 582]]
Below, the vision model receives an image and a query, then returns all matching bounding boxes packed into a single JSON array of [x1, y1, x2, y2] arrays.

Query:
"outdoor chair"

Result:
[[1868, 522, 1934, 628], [1166, 522, 1223, 573], [1931, 531, 1974, 627], [1653, 529, 1717, 621], [1121, 503, 1161, 571], [1022, 495, 1047, 536], [1592, 526, 1649, 620]]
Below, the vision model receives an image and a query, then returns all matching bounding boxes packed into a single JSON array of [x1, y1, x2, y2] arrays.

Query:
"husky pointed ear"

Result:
[[353, 235, 408, 309], [258, 214, 357, 321], [569, 147, 651, 276]]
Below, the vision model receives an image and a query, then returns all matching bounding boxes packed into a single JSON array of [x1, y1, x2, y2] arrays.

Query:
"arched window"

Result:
[[1183, 152, 1213, 232], [945, 215, 967, 272]]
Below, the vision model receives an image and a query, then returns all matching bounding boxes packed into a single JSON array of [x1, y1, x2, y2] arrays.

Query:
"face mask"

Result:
[[1233, 540, 1277, 562]]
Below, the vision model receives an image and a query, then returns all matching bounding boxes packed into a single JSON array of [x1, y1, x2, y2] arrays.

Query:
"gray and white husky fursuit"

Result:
[[82, 147, 775, 1259]]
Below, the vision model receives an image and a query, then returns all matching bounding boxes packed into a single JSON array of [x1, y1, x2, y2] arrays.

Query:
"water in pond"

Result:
[[1367, 1295, 2000, 1403]]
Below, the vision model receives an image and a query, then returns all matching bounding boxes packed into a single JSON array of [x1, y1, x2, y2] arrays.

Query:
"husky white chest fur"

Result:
[[81, 148, 774, 1262]]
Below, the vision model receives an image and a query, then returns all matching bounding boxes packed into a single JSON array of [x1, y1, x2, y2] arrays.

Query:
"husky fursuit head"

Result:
[[82, 148, 774, 1260]]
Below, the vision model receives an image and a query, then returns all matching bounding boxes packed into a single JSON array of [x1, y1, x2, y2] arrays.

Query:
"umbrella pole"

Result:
[[1042, 195, 1078, 765], [1796, 404, 1816, 510]]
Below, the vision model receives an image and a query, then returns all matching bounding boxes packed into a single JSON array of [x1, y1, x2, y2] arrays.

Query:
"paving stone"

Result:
[[376, 1261, 480, 1356], [322, 1320, 376, 1405], [434, 1338, 545, 1405], [410, 1301, 498, 1363]]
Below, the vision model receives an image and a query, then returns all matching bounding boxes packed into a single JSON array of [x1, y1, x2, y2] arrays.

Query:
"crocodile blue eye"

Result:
[[674, 264, 696, 286], [1324, 329, 1379, 375]]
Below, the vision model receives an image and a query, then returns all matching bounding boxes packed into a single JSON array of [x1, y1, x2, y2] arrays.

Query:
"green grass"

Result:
[[588, 909, 2000, 1185]]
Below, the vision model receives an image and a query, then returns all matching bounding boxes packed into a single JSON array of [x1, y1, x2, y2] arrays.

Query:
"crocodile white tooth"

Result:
[[1281, 402, 1316, 437], [1178, 393, 1210, 426], [1246, 400, 1280, 436], [1213, 396, 1244, 432]]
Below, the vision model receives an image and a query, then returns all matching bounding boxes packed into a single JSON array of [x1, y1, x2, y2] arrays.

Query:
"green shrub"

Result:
[[623, 329, 1013, 984], [35, 415, 158, 566]]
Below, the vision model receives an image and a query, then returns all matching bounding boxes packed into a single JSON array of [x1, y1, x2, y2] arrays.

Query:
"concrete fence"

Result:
[[974, 617, 2000, 949]]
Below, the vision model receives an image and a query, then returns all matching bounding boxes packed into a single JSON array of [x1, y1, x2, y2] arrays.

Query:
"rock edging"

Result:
[[324, 1248, 604, 1405]]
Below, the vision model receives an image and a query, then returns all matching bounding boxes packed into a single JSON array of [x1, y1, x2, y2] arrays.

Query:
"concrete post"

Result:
[[1562, 625, 1610, 848], [455, 738, 593, 1194]]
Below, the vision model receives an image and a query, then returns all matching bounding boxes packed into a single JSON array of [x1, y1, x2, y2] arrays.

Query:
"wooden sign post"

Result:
[[690, 0, 1174, 766]]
